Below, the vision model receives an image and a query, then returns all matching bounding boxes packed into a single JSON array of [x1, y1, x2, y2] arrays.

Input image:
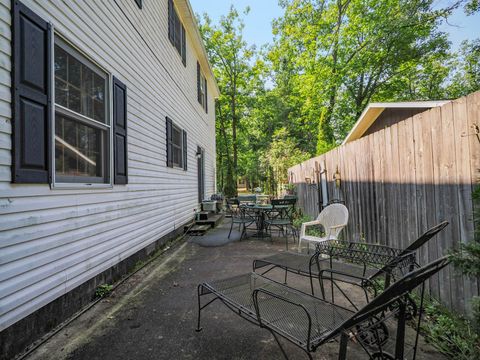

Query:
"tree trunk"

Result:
[[231, 80, 238, 196]]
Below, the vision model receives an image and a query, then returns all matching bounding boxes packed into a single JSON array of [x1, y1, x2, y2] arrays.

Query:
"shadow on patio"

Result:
[[25, 220, 445, 360]]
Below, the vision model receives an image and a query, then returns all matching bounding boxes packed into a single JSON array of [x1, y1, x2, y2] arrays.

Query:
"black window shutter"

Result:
[[182, 129, 187, 171], [181, 25, 186, 66], [174, 11, 181, 53], [12, 1, 52, 183], [204, 78, 208, 113], [197, 62, 201, 103], [166, 117, 173, 167], [168, 0, 174, 45], [113, 77, 128, 184]]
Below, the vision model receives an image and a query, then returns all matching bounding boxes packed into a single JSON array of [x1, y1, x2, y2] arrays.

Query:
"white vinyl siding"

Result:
[[0, 0, 216, 331]]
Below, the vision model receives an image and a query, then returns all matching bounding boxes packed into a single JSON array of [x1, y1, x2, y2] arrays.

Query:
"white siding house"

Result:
[[0, 0, 218, 353]]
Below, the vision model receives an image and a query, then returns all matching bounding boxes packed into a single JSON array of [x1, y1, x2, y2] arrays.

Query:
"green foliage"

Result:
[[198, 6, 258, 196], [291, 210, 311, 230], [261, 128, 310, 195], [449, 186, 480, 328], [447, 39, 480, 98], [198, 0, 480, 198], [95, 284, 113, 298], [465, 0, 480, 14], [422, 298, 480, 359], [284, 183, 295, 192], [270, 0, 462, 142], [317, 108, 336, 155]]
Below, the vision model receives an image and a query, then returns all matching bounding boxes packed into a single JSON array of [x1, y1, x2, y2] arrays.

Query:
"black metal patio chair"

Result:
[[314, 221, 449, 307], [225, 197, 239, 218], [196, 256, 450, 360], [227, 199, 256, 240], [253, 221, 449, 304], [264, 198, 297, 250]]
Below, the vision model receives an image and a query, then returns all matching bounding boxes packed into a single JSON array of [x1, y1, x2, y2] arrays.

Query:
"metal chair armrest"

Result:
[[319, 268, 377, 290], [253, 288, 313, 349]]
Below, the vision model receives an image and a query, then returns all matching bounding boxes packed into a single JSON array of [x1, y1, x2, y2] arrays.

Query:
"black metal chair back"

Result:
[[337, 256, 450, 332], [366, 220, 449, 282], [271, 198, 297, 207], [401, 221, 449, 256], [271, 198, 296, 220], [226, 198, 240, 216]]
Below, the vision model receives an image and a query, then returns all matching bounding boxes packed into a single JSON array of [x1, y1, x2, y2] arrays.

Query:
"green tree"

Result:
[[261, 128, 310, 195], [447, 39, 480, 98], [198, 7, 257, 197], [270, 0, 457, 144]]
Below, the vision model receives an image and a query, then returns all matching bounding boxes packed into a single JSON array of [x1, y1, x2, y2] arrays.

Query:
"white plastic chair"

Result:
[[298, 204, 349, 252]]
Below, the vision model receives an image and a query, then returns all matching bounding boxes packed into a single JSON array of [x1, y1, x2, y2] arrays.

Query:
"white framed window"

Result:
[[53, 37, 111, 186], [171, 123, 183, 168]]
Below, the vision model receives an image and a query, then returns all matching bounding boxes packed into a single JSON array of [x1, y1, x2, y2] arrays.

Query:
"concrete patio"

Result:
[[25, 221, 445, 360]]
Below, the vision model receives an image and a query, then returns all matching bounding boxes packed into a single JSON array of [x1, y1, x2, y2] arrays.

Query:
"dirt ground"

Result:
[[25, 221, 445, 360]]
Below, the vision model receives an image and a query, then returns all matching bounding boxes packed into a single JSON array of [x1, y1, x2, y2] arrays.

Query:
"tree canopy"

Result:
[[196, 0, 480, 196]]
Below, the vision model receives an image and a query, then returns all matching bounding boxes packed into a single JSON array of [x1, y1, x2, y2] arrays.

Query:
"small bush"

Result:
[[422, 299, 480, 359], [291, 211, 325, 237], [95, 284, 113, 298]]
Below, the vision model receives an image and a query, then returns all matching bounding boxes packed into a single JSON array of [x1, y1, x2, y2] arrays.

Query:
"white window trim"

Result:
[[50, 27, 114, 190]]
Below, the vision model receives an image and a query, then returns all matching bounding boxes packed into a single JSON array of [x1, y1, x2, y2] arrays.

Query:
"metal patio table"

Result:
[[242, 204, 272, 239], [242, 204, 291, 239]]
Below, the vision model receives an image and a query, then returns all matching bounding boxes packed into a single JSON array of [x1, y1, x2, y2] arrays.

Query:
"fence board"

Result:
[[451, 96, 477, 312], [289, 91, 480, 313], [467, 92, 480, 302], [441, 103, 464, 310], [404, 118, 418, 248], [412, 111, 435, 296]]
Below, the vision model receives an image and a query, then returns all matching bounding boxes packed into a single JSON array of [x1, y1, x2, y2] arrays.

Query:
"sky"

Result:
[[189, 0, 480, 51]]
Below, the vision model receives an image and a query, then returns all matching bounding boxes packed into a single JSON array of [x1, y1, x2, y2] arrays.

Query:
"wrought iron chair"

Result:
[[264, 198, 297, 250], [254, 221, 449, 303], [196, 256, 450, 360], [225, 198, 239, 218], [315, 221, 450, 308], [237, 194, 257, 205], [298, 203, 349, 253], [227, 199, 256, 240]]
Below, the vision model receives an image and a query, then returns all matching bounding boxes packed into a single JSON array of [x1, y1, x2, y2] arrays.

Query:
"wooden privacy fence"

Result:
[[288, 91, 480, 313]]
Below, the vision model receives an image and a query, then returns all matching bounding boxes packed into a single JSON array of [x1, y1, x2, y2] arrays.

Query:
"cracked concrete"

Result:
[[25, 221, 445, 360]]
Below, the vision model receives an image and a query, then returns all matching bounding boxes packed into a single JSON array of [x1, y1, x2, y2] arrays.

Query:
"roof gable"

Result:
[[342, 101, 450, 144]]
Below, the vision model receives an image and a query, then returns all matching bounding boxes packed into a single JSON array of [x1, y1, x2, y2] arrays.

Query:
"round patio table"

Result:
[[242, 204, 290, 239]]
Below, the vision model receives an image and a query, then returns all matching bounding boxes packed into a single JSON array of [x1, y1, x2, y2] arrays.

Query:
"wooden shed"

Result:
[[343, 101, 449, 144]]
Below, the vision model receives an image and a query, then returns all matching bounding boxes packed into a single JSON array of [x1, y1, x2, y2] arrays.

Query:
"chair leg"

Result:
[[240, 223, 246, 241], [269, 330, 290, 360], [338, 332, 349, 360], [196, 284, 203, 332], [228, 220, 234, 239]]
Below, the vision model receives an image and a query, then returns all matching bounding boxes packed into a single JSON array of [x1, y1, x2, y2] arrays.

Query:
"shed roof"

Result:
[[342, 100, 450, 144]]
